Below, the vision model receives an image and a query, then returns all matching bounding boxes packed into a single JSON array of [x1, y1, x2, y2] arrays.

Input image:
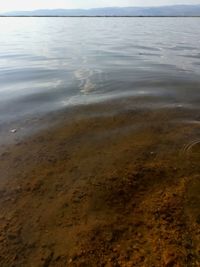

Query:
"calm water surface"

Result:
[[0, 17, 200, 125]]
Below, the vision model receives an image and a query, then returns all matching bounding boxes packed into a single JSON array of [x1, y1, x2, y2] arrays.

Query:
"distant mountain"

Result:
[[1, 5, 200, 17]]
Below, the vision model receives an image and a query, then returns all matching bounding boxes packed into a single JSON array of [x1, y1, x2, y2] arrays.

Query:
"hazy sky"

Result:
[[1, 0, 200, 12]]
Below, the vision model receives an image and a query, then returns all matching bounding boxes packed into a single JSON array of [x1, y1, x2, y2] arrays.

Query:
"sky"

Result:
[[1, 0, 200, 12]]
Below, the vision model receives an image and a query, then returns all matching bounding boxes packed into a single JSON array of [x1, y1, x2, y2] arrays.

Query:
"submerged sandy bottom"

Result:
[[0, 99, 200, 267]]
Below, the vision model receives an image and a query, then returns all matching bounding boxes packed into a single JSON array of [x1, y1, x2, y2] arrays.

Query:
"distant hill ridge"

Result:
[[1, 5, 200, 16]]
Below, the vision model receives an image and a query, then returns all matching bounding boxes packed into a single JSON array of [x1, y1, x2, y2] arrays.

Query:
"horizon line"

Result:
[[1, 15, 200, 18]]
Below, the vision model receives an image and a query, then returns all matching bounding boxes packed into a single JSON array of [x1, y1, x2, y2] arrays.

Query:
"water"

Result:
[[0, 17, 200, 126], [1, 18, 200, 267]]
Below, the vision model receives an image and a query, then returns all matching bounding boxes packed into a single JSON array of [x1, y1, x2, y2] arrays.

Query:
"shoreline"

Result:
[[0, 102, 200, 266]]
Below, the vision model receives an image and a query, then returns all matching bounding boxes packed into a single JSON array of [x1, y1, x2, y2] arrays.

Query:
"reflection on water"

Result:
[[0, 17, 200, 125], [181, 139, 200, 155], [74, 69, 96, 94]]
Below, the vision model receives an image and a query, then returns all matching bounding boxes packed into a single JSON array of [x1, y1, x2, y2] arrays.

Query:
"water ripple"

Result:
[[0, 17, 200, 125]]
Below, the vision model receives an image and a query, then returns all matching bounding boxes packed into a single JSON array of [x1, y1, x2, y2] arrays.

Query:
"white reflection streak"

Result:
[[74, 68, 96, 94]]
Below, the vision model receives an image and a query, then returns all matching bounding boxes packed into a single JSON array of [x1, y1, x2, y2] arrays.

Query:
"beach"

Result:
[[0, 98, 200, 266]]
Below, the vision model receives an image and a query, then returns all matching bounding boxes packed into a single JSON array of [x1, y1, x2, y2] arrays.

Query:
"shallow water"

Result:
[[1, 18, 200, 267], [0, 17, 200, 126]]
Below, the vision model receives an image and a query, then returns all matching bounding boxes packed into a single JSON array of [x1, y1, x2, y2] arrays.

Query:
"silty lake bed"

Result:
[[0, 18, 200, 267]]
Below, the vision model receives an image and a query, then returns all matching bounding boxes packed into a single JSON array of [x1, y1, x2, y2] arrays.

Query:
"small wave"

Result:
[[181, 139, 200, 155], [169, 45, 196, 51]]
